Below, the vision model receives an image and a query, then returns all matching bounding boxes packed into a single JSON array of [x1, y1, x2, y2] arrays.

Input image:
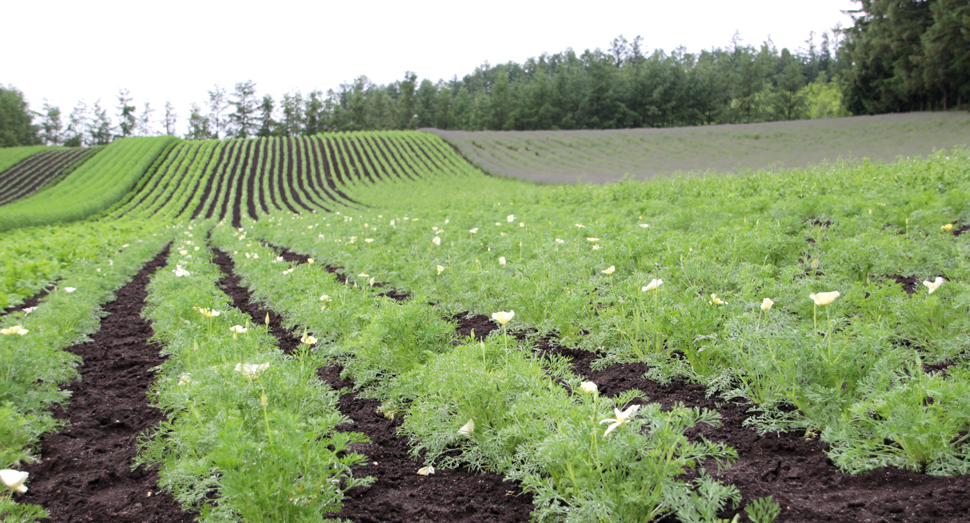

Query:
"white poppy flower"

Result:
[[809, 291, 840, 306], [491, 310, 515, 326], [0, 325, 28, 336], [601, 266, 615, 275], [642, 279, 663, 292], [1, 469, 28, 493], [923, 277, 944, 294], [417, 465, 435, 476], [235, 362, 270, 379], [761, 298, 774, 311], [457, 418, 475, 439], [579, 381, 598, 394], [600, 404, 641, 437]]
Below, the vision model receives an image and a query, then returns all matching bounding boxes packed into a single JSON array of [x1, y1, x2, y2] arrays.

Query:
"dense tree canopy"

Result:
[[3, 6, 967, 148], [0, 85, 40, 147]]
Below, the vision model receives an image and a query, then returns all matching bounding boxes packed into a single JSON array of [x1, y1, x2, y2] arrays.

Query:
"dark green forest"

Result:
[[2, 0, 967, 147]]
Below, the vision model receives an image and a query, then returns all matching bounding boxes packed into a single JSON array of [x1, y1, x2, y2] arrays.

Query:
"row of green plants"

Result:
[[0, 148, 99, 207], [0, 220, 161, 311], [0, 146, 52, 175], [246, 148, 970, 475], [0, 220, 171, 522], [103, 132, 472, 226], [0, 137, 176, 232], [208, 224, 769, 522], [138, 225, 370, 522]]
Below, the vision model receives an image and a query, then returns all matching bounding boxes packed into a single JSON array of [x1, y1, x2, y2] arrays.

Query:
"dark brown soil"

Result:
[[209, 245, 535, 522], [885, 274, 921, 295], [1, 281, 57, 317], [20, 246, 194, 523], [540, 344, 970, 523]]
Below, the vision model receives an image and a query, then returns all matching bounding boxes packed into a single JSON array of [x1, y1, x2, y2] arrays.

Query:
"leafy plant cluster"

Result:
[[139, 224, 371, 522], [248, 147, 970, 476], [0, 220, 170, 521], [209, 225, 747, 522]]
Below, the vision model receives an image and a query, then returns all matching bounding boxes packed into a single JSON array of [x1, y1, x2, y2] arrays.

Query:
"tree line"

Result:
[[1, 0, 966, 148]]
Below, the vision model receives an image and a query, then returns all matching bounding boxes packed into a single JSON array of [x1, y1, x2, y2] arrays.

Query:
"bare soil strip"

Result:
[[21, 246, 194, 523], [224, 245, 534, 522]]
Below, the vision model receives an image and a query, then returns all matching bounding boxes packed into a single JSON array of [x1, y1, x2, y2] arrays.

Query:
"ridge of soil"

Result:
[[21, 245, 194, 523]]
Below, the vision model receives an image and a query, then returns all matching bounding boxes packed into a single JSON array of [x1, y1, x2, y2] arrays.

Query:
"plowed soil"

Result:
[[20, 246, 193, 523]]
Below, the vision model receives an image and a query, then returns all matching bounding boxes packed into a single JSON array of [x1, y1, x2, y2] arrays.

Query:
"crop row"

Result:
[[0, 137, 176, 233], [138, 226, 370, 522], [0, 146, 52, 176], [105, 132, 474, 228], [202, 225, 747, 521], [0, 220, 171, 520], [0, 148, 99, 207], [247, 148, 970, 477]]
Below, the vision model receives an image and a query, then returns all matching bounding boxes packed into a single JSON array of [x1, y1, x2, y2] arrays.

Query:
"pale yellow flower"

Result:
[[320, 294, 332, 302], [307, 258, 315, 264], [0, 325, 28, 336], [368, 277, 376, 287], [507, 214, 515, 222], [437, 265, 445, 275], [235, 362, 270, 379], [923, 277, 944, 294], [364, 239, 374, 243], [229, 325, 248, 335], [579, 381, 598, 394], [491, 310, 515, 326], [458, 418, 475, 439], [301, 335, 317, 345], [642, 279, 663, 292], [709, 293, 726, 305], [499, 257, 506, 266], [761, 298, 774, 311], [432, 236, 441, 246], [64, 287, 76, 293], [417, 465, 435, 476], [602, 266, 615, 275], [586, 237, 599, 242], [469, 228, 478, 233], [1, 469, 29, 494], [942, 223, 954, 232], [600, 404, 640, 437], [809, 291, 840, 306], [198, 308, 220, 318]]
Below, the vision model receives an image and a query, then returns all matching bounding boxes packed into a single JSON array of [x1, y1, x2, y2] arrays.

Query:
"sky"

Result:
[[2, 0, 857, 132]]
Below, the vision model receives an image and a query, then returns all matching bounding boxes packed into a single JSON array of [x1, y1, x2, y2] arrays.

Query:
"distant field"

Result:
[[426, 112, 970, 183]]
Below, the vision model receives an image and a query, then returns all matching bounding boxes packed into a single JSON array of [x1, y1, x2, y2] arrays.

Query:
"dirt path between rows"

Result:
[[21, 245, 194, 523], [211, 246, 534, 522]]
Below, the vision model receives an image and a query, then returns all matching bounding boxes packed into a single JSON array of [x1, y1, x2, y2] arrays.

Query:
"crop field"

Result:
[[0, 147, 100, 206], [1, 123, 970, 523], [429, 112, 970, 183]]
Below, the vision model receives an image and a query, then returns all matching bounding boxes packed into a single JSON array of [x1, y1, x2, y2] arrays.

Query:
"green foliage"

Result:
[[140, 230, 371, 521], [0, 86, 40, 147], [745, 496, 781, 523], [0, 145, 50, 175], [0, 136, 176, 232]]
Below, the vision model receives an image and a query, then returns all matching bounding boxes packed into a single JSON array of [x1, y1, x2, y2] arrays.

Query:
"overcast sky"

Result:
[[3, 0, 856, 131]]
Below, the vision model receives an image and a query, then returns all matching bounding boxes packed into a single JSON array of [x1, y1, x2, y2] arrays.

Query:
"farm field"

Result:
[[428, 112, 970, 183], [1, 125, 970, 523]]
